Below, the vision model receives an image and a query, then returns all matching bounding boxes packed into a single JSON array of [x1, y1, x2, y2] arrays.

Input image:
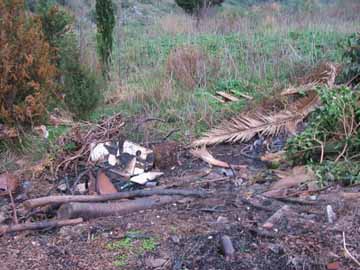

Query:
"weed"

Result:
[[106, 237, 133, 251], [113, 254, 128, 268], [141, 238, 158, 252], [106, 233, 159, 268]]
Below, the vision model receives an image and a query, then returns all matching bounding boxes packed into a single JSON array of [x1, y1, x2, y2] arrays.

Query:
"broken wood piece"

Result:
[[24, 189, 208, 209], [58, 196, 182, 220], [216, 91, 240, 102], [262, 205, 293, 229], [97, 170, 117, 195], [130, 172, 164, 185], [221, 235, 235, 259], [0, 218, 83, 235], [229, 90, 253, 100], [209, 94, 226, 103], [190, 147, 230, 168]]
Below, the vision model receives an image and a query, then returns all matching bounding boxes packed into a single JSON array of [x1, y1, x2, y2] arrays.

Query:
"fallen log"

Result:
[[24, 189, 208, 209], [0, 218, 83, 235], [58, 195, 182, 220]]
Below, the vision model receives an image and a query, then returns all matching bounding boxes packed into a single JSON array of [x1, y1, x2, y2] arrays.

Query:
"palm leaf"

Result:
[[192, 92, 320, 147]]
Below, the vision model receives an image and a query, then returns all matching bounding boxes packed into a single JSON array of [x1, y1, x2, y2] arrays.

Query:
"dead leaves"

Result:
[[0, 173, 19, 197], [263, 166, 316, 198]]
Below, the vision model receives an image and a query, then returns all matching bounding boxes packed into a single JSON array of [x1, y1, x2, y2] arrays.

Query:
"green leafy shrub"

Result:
[[37, 0, 103, 119], [312, 161, 360, 186], [286, 86, 360, 163], [286, 86, 360, 185], [96, 0, 115, 75], [63, 64, 102, 120], [339, 33, 360, 85]]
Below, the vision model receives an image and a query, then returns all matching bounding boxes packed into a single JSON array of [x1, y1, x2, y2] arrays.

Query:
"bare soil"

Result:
[[1, 143, 359, 270]]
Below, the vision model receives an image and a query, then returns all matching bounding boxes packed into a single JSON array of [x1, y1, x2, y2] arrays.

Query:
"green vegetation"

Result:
[[106, 233, 159, 268], [96, 0, 115, 75], [340, 33, 360, 85], [286, 86, 360, 185], [1, 0, 360, 185], [175, 0, 224, 18]]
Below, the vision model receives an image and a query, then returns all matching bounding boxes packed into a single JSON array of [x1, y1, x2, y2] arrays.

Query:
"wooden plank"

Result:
[[216, 91, 240, 102]]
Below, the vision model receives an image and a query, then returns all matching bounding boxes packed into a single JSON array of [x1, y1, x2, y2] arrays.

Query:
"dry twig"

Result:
[[343, 231, 360, 267], [0, 218, 83, 235]]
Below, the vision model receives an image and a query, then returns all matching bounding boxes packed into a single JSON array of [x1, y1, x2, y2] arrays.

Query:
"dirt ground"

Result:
[[0, 143, 359, 270]]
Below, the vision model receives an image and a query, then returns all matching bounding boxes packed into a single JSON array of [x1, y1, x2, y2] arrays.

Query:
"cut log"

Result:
[[0, 218, 83, 235], [58, 195, 182, 220], [24, 189, 208, 209]]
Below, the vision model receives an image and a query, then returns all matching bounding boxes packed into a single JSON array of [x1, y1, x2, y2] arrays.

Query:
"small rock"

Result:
[[216, 168, 235, 177], [216, 216, 229, 223], [220, 235, 235, 258], [327, 261, 340, 270], [268, 243, 282, 254], [171, 235, 180, 244], [309, 195, 318, 201], [326, 205, 337, 224], [145, 257, 167, 268], [0, 211, 6, 224]]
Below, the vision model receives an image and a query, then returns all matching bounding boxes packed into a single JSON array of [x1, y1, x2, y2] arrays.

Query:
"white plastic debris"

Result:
[[90, 142, 111, 162], [34, 125, 49, 139], [326, 205, 337, 224], [130, 172, 163, 185], [57, 183, 67, 192], [123, 140, 153, 160], [75, 183, 87, 194], [108, 154, 117, 166]]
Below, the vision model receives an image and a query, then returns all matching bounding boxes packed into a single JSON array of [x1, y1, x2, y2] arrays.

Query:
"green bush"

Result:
[[36, 0, 103, 119], [63, 64, 102, 120], [340, 33, 360, 85], [286, 86, 360, 164]]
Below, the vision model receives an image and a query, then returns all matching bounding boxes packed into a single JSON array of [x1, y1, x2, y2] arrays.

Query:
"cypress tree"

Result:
[[95, 0, 115, 76]]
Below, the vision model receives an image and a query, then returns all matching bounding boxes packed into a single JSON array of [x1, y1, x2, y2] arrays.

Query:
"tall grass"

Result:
[[94, 0, 360, 142]]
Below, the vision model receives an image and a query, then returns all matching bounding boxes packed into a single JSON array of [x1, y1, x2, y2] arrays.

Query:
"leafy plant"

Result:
[[312, 161, 360, 186], [286, 86, 360, 164], [340, 33, 360, 86], [63, 63, 102, 120]]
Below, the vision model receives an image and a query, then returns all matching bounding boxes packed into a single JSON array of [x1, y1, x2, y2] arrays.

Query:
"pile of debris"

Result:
[[0, 114, 208, 235]]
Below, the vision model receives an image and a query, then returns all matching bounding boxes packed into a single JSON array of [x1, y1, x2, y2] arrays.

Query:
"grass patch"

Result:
[[106, 232, 159, 269]]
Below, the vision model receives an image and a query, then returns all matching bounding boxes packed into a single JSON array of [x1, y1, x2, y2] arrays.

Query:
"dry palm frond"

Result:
[[299, 62, 339, 87], [281, 83, 318, 96], [282, 62, 340, 96], [192, 92, 320, 147]]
